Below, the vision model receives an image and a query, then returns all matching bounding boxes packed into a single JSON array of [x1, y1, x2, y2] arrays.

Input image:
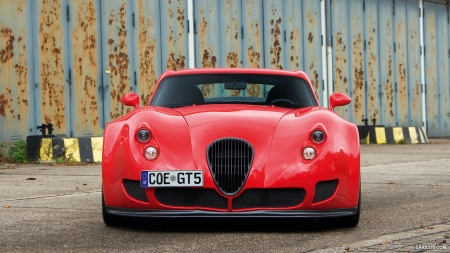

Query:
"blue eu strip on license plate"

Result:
[[140, 171, 203, 187]]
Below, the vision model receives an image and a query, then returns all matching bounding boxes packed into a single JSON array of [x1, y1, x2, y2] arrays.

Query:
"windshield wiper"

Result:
[[171, 104, 194, 108]]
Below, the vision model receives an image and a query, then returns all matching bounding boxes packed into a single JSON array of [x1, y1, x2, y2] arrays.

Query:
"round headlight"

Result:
[[144, 146, 158, 160], [311, 130, 325, 144], [302, 147, 316, 160], [137, 129, 151, 143]]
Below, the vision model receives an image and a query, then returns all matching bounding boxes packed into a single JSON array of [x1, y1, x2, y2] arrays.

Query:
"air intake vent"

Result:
[[207, 138, 254, 195], [233, 189, 306, 209], [123, 179, 148, 202]]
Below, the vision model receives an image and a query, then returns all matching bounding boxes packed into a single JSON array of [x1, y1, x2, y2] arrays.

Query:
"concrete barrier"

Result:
[[39, 137, 103, 162], [366, 126, 429, 144]]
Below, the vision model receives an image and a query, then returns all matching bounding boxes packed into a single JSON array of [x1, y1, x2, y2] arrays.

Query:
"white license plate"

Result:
[[140, 171, 203, 187]]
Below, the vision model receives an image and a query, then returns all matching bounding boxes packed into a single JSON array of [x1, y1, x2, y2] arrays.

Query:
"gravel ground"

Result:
[[0, 139, 449, 252]]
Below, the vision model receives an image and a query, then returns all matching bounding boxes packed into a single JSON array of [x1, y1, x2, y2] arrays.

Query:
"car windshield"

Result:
[[150, 74, 318, 109]]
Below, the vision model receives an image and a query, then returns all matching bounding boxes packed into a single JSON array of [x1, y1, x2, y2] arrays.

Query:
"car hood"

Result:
[[174, 104, 298, 128]]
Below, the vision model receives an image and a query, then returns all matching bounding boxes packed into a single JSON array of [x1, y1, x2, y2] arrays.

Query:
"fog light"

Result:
[[302, 147, 316, 160], [144, 146, 158, 160]]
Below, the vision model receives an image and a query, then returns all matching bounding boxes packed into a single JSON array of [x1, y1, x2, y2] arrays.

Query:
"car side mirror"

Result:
[[329, 92, 351, 110], [120, 92, 140, 109]]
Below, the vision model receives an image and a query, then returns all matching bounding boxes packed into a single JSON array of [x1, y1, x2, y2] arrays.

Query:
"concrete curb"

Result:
[[39, 137, 103, 162], [366, 126, 429, 144]]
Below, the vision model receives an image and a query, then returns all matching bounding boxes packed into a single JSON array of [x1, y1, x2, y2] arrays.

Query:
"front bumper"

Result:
[[105, 206, 358, 218]]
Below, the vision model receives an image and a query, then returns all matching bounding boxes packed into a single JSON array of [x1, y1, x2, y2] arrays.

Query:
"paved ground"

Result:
[[0, 139, 449, 252]]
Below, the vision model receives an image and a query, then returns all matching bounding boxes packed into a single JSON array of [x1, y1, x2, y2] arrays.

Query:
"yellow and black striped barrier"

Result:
[[39, 137, 103, 162], [366, 126, 428, 144]]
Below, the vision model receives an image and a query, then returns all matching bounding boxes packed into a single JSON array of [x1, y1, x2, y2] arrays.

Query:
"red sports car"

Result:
[[102, 68, 360, 227]]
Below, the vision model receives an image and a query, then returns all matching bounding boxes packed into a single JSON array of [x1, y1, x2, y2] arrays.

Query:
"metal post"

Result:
[[419, 0, 427, 132], [187, 0, 195, 68], [321, 0, 329, 107], [326, 0, 334, 108]]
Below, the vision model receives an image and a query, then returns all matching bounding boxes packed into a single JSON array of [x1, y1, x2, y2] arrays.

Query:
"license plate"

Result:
[[140, 171, 203, 187]]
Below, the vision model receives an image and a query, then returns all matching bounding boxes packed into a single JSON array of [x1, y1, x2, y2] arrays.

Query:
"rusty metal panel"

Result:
[[363, 0, 381, 125], [241, 0, 263, 70], [194, 0, 220, 98], [264, 0, 324, 104], [392, 0, 421, 127], [33, 0, 71, 136], [68, 0, 103, 136], [393, 0, 409, 127], [405, 0, 422, 127], [133, 0, 162, 105], [331, 0, 365, 124], [241, 0, 264, 97], [424, 2, 450, 137], [219, 0, 243, 69], [282, 0, 305, 72], [0, 0, 33, 142], [194, 0, 220, 69], [100, 0, 134, 122], [377, 0, 396, 127], [219, 0, 243, 97], [263, 0, 284, 70], [160, 0, 189, 72], [298, 0, 323, 105]]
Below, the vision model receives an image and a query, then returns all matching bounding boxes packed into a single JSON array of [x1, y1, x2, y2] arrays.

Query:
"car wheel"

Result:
[[335, 190, 361, 228], [102, 191, 123, 226]]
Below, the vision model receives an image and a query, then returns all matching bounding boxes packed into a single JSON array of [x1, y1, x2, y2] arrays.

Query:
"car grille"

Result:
[[313, 179, 338, 203], [232, 189, 306, 209], [207, 138, 254, 195], [154, 188, 228, 209], [123, 179, 148, 202]]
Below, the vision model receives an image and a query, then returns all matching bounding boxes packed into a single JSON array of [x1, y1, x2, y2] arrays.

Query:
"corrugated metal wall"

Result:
[[424, 1, 450, 137], [0, 0, 449, 142], [331, 0, 423, 128], [0, 0, 34, 142]]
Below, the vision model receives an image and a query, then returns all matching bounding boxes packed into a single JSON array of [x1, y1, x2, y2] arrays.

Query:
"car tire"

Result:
[[102, 191, 123, 226], [335, 190, 361, 228]]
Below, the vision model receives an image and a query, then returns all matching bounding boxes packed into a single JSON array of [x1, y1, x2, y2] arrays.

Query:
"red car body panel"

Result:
[[102, 68, 360, 215]]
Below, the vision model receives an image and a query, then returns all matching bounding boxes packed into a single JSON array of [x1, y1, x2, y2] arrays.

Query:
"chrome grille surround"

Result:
[[206, 138, 254, 195]]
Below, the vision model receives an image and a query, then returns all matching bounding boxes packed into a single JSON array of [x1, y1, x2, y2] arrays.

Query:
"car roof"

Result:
[[158, 68, 311, 83]]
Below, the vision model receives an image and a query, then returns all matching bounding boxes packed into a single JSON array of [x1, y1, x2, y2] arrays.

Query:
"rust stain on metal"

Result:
[[289, 28, 300, 69], [352, 32, 364, 122], [108, 1, 132, 119], [409, 25, 421, 122], [165, 0, 186, 71], [224, 0, 240, 70], [268, 12, 282, 69], [0, 94, 6, 117], [396, 21, 407, 124], [334, 32, 348, 95], [0, 0, 30, 140], [367, 17, 379, 120], [383, 19, 395, 119], [244, 1, 262, 97], [0, 28, 14, 63], [425, 13, 438, 118], [198, 5, 216, 98], [39, 0, 66, 129], [0, 28, 14, 120], [72, 0, 100, 132], [306, 9, 320, 94], [136, 0, 158, 105]]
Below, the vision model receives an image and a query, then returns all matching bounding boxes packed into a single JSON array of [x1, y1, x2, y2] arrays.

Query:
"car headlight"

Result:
[[137, 129, 151, 143], [144, 146, 158, 160], [311, 130, 325, 144], [302, 147, 316, 160]]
